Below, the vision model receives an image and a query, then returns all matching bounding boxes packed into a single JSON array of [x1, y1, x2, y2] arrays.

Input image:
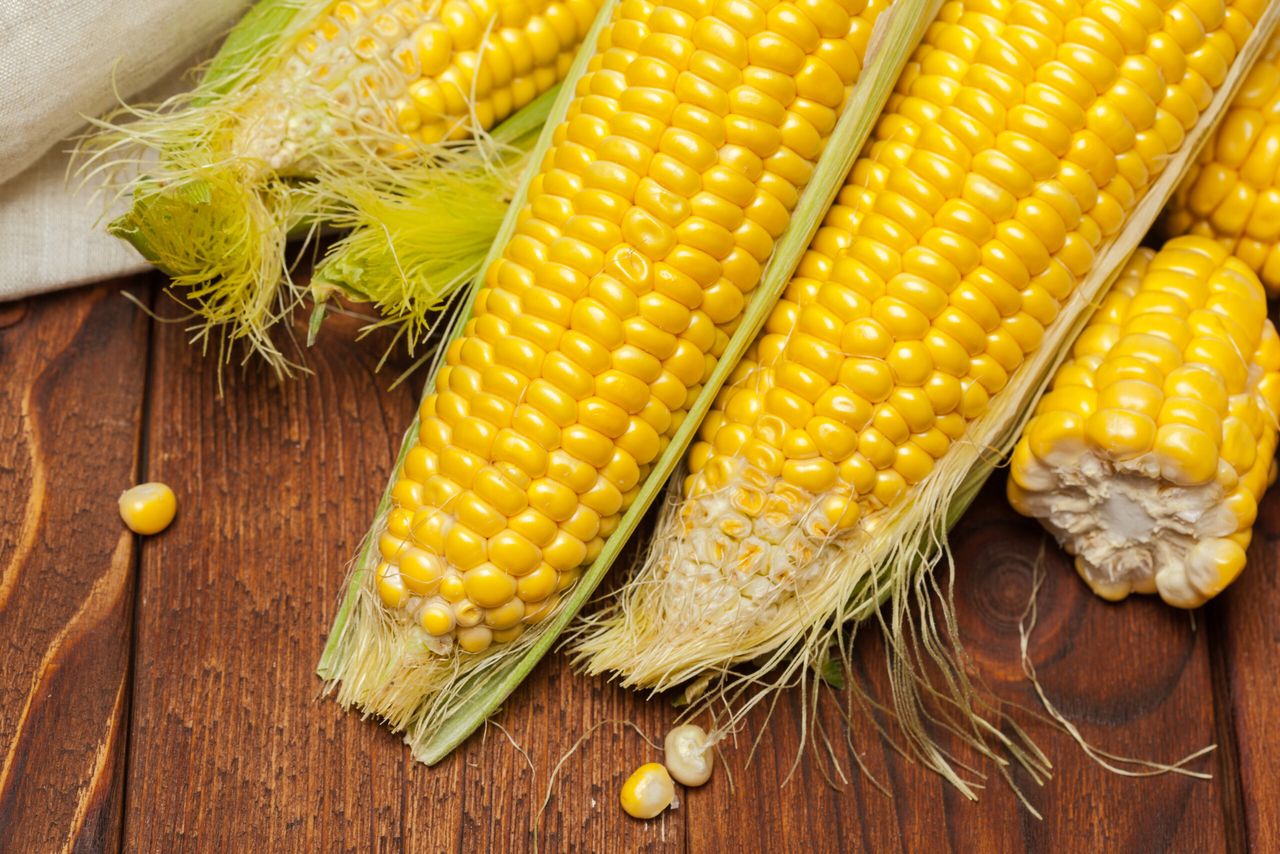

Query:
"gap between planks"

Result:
[[115, 279, 162, 854]]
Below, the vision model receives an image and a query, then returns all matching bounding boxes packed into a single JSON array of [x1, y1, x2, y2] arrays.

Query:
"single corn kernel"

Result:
[[118, 482, 177, 535], [663, 724, 715, 787], [620, 763, 675, 819], [421, 602, 457, 636], [457, 624, 494, 653], [376, 562, 409, 609]]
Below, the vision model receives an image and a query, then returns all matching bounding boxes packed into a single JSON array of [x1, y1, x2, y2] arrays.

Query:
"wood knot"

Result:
[[951, 525, 1078, 682], [966, 554, 1037, 631]]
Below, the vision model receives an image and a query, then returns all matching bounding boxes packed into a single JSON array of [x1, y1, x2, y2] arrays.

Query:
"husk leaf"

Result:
[[307, 88, 559, 354]]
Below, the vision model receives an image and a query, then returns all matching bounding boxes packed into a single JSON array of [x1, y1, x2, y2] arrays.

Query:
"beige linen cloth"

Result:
[[0, 0, 248, 301]]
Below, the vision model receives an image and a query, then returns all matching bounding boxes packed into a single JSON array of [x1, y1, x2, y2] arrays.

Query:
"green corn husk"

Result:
[[316, 0, 943, 765], [77, 0, 564, 373], [569, 3, 1280, 801], [306, 88, 557, 356]]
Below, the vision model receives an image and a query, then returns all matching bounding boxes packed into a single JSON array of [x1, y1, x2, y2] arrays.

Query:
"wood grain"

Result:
[[120, 303, 680, 851], [120, 305, 420, 852], [0, 283, 150, 854], [7, 279, 1272, 851], [1209, 476, 1280, 850], [685, 482, 1230, 853], [949, 490, 1228, 852]]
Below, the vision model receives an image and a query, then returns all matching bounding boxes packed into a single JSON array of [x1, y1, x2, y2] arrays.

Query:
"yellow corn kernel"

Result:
[[485, 598, 526, 629], [517, 563, 559, 603], [619, 763, 675, 819], [375, 562, 409, 609], [118, 482, 177, 535], [399, 547, 445, 595], [523, 592, 560, 624], [421, 602, 457, 636], [462, 563, 518, 608], [1085, 409, 1158, 461], [457, 625, 494, 653], [439, 573, 466, 603]]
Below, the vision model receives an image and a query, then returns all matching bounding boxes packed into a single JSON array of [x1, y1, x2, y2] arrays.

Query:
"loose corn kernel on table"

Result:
[[3, 272, 1279, 852]]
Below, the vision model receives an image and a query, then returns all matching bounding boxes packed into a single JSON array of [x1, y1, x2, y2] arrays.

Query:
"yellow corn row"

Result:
[[328, 0, 891, 729], [574, 0, 1267, 690], [1165, 38, 1280, 295], [1007, 236, 1280, 607]]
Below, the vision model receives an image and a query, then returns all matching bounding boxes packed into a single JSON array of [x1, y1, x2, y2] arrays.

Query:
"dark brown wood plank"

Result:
[[122, 305, 682, 851], [121, 306, 418, 852], [456, 613, 686, 852], [1208, 480, 1280, 849], [686, 482, 1230, 853], [9, 283, 1238, 849], [0, 282, 150, 854]]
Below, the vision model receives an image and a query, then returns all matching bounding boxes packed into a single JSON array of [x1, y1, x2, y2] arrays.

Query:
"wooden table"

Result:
[[2, 276, 1277, 853]]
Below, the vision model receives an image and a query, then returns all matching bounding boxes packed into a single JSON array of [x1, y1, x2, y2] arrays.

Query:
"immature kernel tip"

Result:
[[663, 724, 715, 787]]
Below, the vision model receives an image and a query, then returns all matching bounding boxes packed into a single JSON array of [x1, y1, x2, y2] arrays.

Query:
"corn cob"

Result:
[[231, 0, 595, 159], [84, 0, 600, 369], [1165, 39, 1280, 295], [572, 0, 1272, 770], [1007, 236, 1280, 607], [319, 0, 895, 756]]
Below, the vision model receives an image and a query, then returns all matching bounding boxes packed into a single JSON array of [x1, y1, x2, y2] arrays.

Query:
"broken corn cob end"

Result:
[[1008, 235, 1280, 608]]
